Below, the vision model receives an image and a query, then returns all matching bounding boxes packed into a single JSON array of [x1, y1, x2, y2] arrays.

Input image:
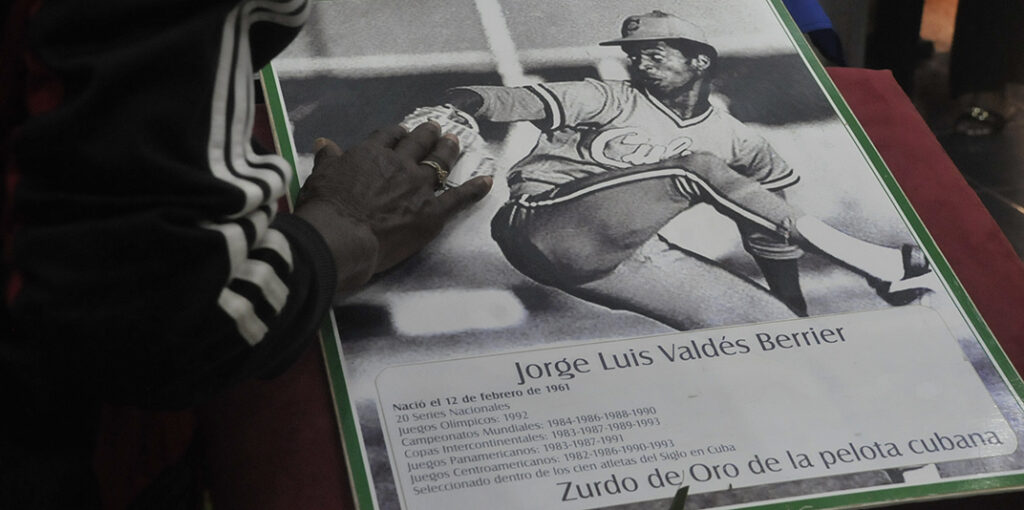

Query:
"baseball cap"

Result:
[[599, 10, 711, 48]]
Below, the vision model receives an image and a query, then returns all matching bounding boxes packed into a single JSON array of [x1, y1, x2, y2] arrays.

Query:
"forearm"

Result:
[[444, 86, 546, 122]]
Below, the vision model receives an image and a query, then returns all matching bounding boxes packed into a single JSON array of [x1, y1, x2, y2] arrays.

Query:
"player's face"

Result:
[[625, 41, 704, 94]]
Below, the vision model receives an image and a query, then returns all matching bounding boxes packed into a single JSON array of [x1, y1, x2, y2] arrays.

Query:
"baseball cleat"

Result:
[[869, 244, 938, 306]]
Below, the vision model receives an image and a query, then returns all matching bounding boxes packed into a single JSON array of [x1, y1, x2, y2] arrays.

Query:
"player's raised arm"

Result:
[[442, 86, 545, 123], [442, 80, 619, 129], [442, 88, 486, 116]]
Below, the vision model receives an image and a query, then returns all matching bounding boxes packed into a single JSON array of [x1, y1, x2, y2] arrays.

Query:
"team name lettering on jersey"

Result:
[[590, 127, 694, 168]]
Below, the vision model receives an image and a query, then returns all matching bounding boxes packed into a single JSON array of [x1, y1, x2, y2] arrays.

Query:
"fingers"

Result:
[[365, 124, 407, 148], [313, 137, 343, 167], [394, 121, 443, 162], [419, 134, 461, 181], [435, 175, 493, 214]]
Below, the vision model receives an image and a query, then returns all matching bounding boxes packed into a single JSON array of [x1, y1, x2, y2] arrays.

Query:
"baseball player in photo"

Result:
[[413, 10, 935, 330]]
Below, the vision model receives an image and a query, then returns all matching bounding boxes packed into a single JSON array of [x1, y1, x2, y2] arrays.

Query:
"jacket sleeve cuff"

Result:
[[249, 212, 338, 379]]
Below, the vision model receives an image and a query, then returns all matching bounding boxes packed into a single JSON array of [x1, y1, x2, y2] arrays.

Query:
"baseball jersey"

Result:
[[465, 79, 800, 197]]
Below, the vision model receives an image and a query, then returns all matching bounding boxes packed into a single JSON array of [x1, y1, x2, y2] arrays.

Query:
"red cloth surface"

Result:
[[830, 68, 1024, 367], [96, 68, 1024, 509]]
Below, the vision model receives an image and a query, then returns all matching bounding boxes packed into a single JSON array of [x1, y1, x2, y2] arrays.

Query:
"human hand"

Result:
[[295, 122, 493, 291], [399, 104, 497, 187]]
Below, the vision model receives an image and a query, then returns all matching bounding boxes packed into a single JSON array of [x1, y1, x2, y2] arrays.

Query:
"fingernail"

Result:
[[426, 120, 441, 130], [443, 133, 460, 144], [314, 137, 328, 151], [476, 176, 494, 198]]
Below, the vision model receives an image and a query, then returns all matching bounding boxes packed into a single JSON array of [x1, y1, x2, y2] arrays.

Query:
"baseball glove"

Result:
[[400, 104, 497, 188]]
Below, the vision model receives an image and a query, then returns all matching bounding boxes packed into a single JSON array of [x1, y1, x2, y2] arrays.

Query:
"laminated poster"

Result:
[[261, 1, 1024, 508]]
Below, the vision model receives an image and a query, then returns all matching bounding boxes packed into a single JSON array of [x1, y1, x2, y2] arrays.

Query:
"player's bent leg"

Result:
[[492, 202, 572, 286], [867, 244, 939, 305], [491, 173, 698, 286], [672, 153, 939, 303], [662, 152, 804, 241], [565, 236, 797, 331], [792, 217, 940, 302], [492, 153, 808, 289]]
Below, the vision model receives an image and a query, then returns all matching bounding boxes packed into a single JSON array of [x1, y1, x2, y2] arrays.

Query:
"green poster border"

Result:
[[258, 1, 1024, 508], [259, 67, 377, 510]]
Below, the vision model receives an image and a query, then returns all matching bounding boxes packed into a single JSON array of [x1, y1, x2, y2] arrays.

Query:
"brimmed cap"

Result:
[[599, 10, 711, 48]]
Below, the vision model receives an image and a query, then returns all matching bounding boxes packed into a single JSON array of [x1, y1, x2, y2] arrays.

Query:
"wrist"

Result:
[[294, 199, 379, 292]]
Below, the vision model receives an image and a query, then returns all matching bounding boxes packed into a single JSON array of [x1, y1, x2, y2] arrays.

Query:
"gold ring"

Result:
[[421, 159, 449, 189]]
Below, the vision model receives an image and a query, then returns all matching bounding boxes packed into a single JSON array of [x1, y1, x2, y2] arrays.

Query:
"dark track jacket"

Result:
[[1, 0, 334, 411]]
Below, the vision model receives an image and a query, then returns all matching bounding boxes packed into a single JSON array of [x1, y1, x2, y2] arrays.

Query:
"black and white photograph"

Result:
[[265, 1, 1024, 508]]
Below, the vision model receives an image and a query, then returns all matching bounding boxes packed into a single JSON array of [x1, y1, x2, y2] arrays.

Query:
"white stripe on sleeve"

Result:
[[202, 0, 310, 345]]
